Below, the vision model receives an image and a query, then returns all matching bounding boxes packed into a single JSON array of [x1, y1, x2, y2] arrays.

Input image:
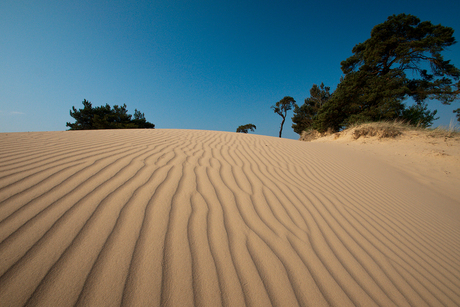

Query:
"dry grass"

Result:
[[300, 120, 460, 142], [351, 122, 404, 139], [350, 121, 460, 140], [299, 129, 328, 142], [426, 121, 460, 139]]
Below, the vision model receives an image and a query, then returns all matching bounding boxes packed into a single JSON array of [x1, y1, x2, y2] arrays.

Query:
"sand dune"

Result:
[[0, 129, 459, 307]]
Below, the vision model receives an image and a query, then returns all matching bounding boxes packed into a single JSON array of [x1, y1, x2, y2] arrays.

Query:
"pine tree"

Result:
[[314, 14, 459, 132], [292, 83, 331, 134], [66, 100, 155, 130]]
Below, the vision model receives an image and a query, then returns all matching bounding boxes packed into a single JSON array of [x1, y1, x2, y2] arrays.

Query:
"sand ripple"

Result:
[[1, 129, 459, 306]]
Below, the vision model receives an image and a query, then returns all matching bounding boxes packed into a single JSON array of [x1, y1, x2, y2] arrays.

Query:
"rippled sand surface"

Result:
[[1, 129, 459, 306]]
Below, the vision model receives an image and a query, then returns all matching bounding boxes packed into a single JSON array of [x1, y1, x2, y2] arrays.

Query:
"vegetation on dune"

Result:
[[272, 96, 296, 138], [349, 121, 460, 140], [350, 122, 404, 139], [292, 83, 331, 134], [300, 120, 460, 142], [426, 121, 460, 138], [66, 99, 155, 130], [236, 124, 257, 133], [291, 13, 459, 136], [66, 15, 458, 137]]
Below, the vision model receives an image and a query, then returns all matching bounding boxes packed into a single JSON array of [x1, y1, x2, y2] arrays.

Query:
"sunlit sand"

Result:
[[1, 129, 459, 306]]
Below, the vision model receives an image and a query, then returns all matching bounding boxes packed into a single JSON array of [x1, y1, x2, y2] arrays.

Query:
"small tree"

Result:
[[132, 109, 155, 128], [401, 102, 439, 128], [272, 96, 296, 138], [236, 124, 257, 133], [292, 83, 331, 134], [67, 99, 94, 130]]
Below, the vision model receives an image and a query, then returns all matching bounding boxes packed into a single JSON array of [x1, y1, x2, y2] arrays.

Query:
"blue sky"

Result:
[[1, 0, 459, 139]]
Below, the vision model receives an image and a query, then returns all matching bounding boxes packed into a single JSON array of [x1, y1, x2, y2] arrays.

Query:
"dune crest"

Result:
[[1, 129, 459, 306]]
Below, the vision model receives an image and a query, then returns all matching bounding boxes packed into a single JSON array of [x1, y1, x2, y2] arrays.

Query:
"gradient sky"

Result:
[[1, 0, 459, 139]]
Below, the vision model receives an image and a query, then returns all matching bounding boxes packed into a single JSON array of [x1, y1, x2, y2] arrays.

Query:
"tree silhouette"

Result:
[[236, 124, 256, 133], [314, 14, 459, 131], [272, 96, 296, 138], [66, 99, 155, 130], [292, 83, 331, 134]]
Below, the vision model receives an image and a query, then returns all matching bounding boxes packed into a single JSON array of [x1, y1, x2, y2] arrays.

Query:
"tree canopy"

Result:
[[311, 13, 459, 132], [292, 83, 331, 134], [272, 96, 296, 138], [66, 99, 155, 130], [236, 123, 257, 133]]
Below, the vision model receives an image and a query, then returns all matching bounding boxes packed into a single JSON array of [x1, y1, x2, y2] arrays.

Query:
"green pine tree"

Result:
[[314, 14, 459, 132]]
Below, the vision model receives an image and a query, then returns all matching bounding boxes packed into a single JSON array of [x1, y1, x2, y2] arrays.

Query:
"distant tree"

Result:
[[292, 83, 331, 134], [455, 108, 460, 122], [67, 99, 94, 130], [314, 13, 460, 132], [132, 109, 155, 128], [272, 96, 296, 138], [66, 99, 155, 130], [236, 123, 257, 133]]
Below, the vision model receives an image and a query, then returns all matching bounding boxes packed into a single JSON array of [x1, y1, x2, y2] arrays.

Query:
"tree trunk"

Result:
[[279, 116, 285, 138]]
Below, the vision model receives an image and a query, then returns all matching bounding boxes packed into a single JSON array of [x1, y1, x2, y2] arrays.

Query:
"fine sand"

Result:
[[0, 129, 459, 307]]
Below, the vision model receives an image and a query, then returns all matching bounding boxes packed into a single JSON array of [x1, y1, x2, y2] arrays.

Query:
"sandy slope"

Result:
[[312, 130, 460, 204], [0, 129, 459, 307]]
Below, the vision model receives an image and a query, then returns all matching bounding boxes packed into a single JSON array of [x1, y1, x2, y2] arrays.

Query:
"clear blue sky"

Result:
[[1, 0, 459, 139]]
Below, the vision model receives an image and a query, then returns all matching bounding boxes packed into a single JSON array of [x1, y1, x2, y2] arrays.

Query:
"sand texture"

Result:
[[312, 129, 460, 204], [1, 129, 459, 307]]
